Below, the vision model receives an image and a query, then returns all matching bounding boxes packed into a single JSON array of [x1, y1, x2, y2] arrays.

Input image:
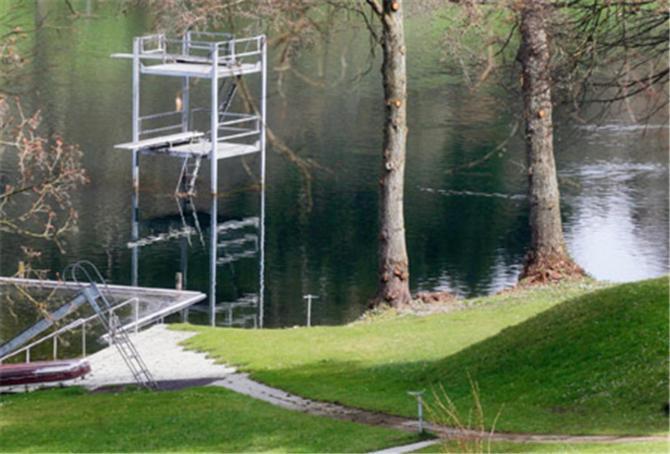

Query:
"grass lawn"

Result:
[[0, 386, 418, 452], [178, 278, 669, 436], [415, 440, 669, 453]]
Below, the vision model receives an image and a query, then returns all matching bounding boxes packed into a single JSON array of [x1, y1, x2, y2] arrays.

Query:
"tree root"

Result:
[[519, 250, 586, 285]]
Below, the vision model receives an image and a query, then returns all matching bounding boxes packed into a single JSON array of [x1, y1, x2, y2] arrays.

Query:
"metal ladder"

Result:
[[176, 155, 202, 197], [64, 261, 158, 390]]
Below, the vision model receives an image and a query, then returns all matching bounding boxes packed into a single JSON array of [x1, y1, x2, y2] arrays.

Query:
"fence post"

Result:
[[134, 298, 139, 333], [303, 294, 319, 327], [82, 322, 87, 357]]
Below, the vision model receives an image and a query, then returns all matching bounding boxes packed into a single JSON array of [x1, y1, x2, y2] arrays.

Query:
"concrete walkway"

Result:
[[210, 373, 668, 445], [78, 324, 235, 389]]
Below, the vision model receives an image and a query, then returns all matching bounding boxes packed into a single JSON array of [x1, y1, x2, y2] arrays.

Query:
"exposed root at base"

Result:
[[519, 251, 586, 286]]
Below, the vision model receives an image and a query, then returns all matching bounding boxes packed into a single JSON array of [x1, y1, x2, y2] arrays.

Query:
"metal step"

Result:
[[176, 155, 203, 197]]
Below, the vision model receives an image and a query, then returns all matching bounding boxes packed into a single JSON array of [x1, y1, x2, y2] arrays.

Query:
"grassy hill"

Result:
[[427, 277, 669, 435], [181, 278, 669, 435]]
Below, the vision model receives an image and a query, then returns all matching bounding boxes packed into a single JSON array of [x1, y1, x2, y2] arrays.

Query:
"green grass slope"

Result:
[[181, 278, 669, 436], [428, 277, 669, 435], [0, 387, 417, 452]]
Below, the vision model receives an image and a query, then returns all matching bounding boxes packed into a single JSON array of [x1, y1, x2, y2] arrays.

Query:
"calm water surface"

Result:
[[0, 2, 667, 329]]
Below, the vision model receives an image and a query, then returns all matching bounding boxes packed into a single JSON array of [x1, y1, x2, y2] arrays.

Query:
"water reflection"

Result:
[[0, 2, 667, 330], [128, 194, 265, 328]]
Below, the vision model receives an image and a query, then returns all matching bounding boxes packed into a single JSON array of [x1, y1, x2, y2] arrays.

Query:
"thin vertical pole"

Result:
[[82, 322, 86, 358], [209, 197, 218, 326], [259, 35, 267, 329], [131, 37, 140, 194], [209, 43, 220, 326], [131, 191, 139, 286], [210, 43, 219, 195], [181, 34, 190, 132], [131, 37, 141, 287], [134, 298, 139, 333], [180, 235, 189, 322]]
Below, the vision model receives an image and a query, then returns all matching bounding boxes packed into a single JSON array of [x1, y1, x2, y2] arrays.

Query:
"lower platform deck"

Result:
[[114, 132, 260, 160]]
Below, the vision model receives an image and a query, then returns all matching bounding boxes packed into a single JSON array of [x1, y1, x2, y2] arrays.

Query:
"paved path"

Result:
[[78, 325, 235, 389], [68, 325, 669, 450], [211, 373, 668, 445]]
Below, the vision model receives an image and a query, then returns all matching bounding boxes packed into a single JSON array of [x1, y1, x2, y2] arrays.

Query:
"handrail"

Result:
[[0, 296, 139, 363], [219, 115, 259, 127], [218, 129, 260, 142], [140, 110, 182, 121]]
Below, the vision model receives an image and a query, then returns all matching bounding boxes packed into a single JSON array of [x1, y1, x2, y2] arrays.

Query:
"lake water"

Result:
[[0, 1, 667, 329]]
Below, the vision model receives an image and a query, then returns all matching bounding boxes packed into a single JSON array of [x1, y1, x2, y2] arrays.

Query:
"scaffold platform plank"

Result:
[[141, 62, 261, 79], [168, 141, 260, 160], [114, 132, 203, 151]]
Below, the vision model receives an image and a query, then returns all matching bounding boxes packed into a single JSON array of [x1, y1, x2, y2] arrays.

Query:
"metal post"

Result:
[[134, 298, 139, 333], [210, 43, 219, 195], [208, 42, 220, 327], [179, 239, 189, 322], [26, 348, 30, 363], [131, 37, 141, 194], [53, 335, 57, 360], [258, 35, 267, 329], [303, 294, 318, 327], [209, 197, 218, 326], [82, 322, 87, 357], [131, 37, 141, 287], [408, 391, 425, 433], [181, 34, 190, 133], [131, 191, 139, 287]]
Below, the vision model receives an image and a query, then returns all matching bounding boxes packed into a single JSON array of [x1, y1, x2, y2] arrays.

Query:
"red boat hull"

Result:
[[0, 360, 91, 386]]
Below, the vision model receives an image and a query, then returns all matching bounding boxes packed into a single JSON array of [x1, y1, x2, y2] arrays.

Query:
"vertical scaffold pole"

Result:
[[181, 33, 190, 132], [131, 37, 140, 193], [210, 43, 219, 195], [131, 37, 141, 287], [258, 35, 267, 329], [131, 192, 139, 287], [209, 43, 220, 326]]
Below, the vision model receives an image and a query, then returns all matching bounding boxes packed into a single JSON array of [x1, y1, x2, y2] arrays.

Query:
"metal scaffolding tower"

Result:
[[113, 32, 267, 326]]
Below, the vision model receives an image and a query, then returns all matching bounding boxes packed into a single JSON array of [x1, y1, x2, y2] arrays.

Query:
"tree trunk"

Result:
[[517, 0, 584, 283], [371, 0, 412, 307]]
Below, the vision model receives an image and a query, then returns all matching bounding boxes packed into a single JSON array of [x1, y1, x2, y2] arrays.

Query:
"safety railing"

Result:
[[0, 297, 140, 364], [138, 110, 184, 139], [133, 33, 263, 67]]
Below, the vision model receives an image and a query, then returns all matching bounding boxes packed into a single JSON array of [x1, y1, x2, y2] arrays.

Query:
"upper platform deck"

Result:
[[112, 32, 264, 80]]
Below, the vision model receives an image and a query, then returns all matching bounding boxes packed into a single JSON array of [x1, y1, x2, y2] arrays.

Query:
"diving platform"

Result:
[[112, 31, 267, 195], [115, 135, 259, 161], [114, 31, 267, 327], [141, 62, 261, 79]]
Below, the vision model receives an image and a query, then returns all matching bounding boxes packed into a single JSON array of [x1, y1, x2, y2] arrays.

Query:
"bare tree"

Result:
[[0, 21, 88, 254]]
